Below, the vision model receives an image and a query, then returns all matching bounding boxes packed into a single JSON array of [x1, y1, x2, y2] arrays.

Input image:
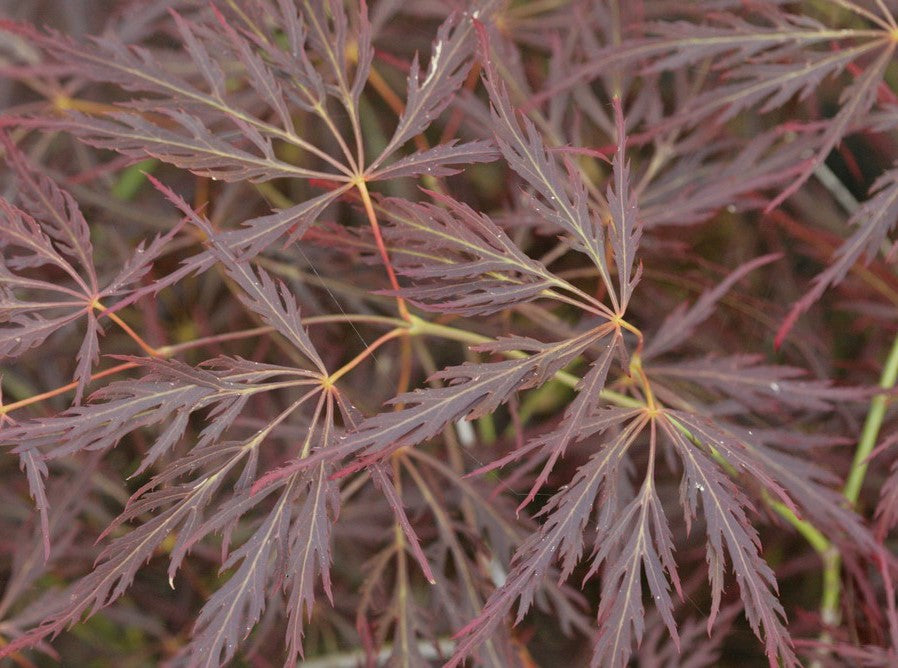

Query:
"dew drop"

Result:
[[695, 483, 705, 492], [14, 337, 21, 344], [769, 382, 781, 392], [726, 204, 737, 213], [136, 247, 144, 254]]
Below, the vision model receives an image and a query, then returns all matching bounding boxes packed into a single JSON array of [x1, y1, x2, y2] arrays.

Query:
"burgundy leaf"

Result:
[[285, 464, 339, 662], [369, 7, 485, 172], [778, 166, 898, 346], [1, 133, 96, 291], [643, 254, 781, 360], [449, 411, 646, 667], [607, 97, 642, 309], [659, 416, 798, 667], [366, 139, 499, 181], [340, 327, 611, 472]]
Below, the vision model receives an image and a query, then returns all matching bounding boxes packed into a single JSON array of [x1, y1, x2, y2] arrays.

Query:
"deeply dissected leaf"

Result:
[[367, 5, 492, 174], [670, 411, 878, 553], [39, 109, 334, 183], [284, 464, 339, 662], [639, 129, 817, 227], [339, 327, 612, 472], [589, 466, 681, 667], [505, 340, 618, 510], [643, 254, 781, 360], [174, 476, 299, 667], [648, 354, 873, 413], [2, 355, 317, 465], [449, 409, 646, 666], [0, 140, 187, 404], [659, 415, 797, 667], [17, 445, 50, 561], [366, 139, 499, 181], [3, 1, 898, 666], [478, 32, 617, 309], [607, 97, 642, 310], [532, 9, 889, 108], [0, 14, 352, 182], [379, 190, 565, 315], [778, 166, 898, 345], [0, 169, 97, 399], [0, 446, 248, 657], [0, 134, 96, 290], [168, 194, 326, 372]]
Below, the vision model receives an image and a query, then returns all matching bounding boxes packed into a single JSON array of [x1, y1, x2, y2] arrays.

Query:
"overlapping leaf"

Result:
[[379, 190, 571, 315], [478, 33, 617, 309], [154, 178, 327, 373], [672, 413, 878, 553], [337, 327, 612, 474], [1, 134, 96, 291], [485, 341, 618, 510], [284, 464, 339, 662], [0, 138, 187, 402], [532, 9, 890, 107], [3, 1, 897, 666], [648, 354, 873, 413], [659, 416, 797, 667], [0, 351, 335, 660], [588, 468, 681, 667], [0, 193, 91, 357], [0, 15, 352, 182], [366, 4, 497, 175], [778, 166, 898, 345], [450, 409, 646, 666], [639, 128, 819, 227], [1, 355, 317, 465], [0, 152, 99, 402], [0, 442, 252, 658], [174, 476, 300, 667]]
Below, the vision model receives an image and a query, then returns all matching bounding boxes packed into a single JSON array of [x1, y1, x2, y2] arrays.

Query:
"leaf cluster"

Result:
[[1, 1, 898, 666]]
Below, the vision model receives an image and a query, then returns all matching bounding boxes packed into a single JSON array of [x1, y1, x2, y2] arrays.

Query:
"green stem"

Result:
[[844, 332, 898, 505], [767, 498, 831, 554], [819, 331, 898, 628]]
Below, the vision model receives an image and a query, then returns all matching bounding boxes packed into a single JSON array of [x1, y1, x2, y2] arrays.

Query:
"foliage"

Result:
[[1, 1, 898, 666]]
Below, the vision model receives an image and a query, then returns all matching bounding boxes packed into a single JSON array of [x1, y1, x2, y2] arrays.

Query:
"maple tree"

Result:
[[1, 0, 898, 666]]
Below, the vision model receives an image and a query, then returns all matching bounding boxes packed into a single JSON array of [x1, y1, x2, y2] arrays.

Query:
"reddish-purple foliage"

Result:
[[2, 1, 898, 666]]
